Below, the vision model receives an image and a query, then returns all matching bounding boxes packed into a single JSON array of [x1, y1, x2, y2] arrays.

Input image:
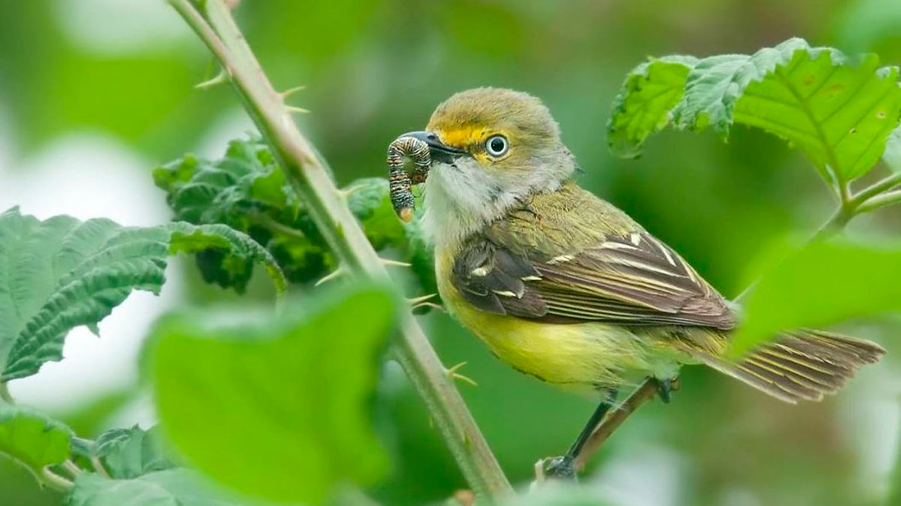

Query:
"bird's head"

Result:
[[404, 88, 576, 246]]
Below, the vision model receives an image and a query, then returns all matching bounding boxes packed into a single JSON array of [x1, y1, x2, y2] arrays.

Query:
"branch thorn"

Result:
[[381, 258, 411, 268], [408, 293, 436, 305], [195, 70, 229, 89], [315, 266, 345, 286], [338, 184, 363, 199], [446, 362, 478, 387], [286, 105, 310, 115], [279, 85, 306, 100]]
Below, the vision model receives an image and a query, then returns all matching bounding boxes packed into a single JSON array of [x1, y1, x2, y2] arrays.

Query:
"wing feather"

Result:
[[451, 230, 735, 330]]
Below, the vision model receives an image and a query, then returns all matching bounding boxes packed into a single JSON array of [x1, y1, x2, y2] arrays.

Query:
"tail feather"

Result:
[[695, 330, 885, 404]]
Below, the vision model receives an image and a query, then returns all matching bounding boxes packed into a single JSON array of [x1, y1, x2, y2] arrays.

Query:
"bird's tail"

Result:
[[695, 330, 885, 403]]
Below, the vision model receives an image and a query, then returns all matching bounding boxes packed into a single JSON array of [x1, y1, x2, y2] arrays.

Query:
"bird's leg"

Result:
[[655, 376, 680, 404], [542, 389, 618, 480]]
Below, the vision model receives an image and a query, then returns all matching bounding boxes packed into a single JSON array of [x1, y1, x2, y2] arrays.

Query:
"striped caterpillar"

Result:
[[387, 135, 431, 223]]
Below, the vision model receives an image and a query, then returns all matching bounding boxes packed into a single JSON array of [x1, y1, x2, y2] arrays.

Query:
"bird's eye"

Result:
[[485, 135, 509, 157]]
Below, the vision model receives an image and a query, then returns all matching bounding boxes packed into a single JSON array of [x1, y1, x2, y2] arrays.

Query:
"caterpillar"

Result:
[[387, 135, 431, 223]]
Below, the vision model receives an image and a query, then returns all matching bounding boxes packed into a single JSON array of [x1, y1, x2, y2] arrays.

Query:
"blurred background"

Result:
[[1, 0, 900, 505]]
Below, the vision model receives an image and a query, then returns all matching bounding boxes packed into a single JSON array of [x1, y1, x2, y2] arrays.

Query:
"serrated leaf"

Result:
[[155, 139, 435, 292], [149, 284, 395, 503], [607, 55, 698, 157], [66, 469, 247, 506], [93, 426, 174, 479], [153, 139, 291, 229], [167, 223, 286, 293], [730, 240, 901, 355], [0, 208, 285, 381], [671, 53, 754, 132], [0, 405, 72, 476], [154, 139, 303, 289], [614, 38, 901, 181]]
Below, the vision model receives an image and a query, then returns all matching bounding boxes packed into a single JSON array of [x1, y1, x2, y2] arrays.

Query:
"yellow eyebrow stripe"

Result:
[[437, 127, 487, 149]]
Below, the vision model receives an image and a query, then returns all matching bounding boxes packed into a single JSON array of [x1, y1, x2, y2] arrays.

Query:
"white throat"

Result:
[[421, 157, 567, 250], [421, 160, 519, 250]]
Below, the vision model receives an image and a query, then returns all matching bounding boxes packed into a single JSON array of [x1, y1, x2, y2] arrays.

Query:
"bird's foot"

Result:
[[654, 377, 680, 404], [539, 455, 578, 482]]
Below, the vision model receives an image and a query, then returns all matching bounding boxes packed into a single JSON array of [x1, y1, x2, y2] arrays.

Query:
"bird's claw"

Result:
[[408, 293, 444, 312], [655, 377, 680, 404], [540, 455, 578, 482]]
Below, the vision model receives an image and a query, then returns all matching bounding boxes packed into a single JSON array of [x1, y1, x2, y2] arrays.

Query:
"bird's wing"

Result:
[[451, 228, 735, 330]]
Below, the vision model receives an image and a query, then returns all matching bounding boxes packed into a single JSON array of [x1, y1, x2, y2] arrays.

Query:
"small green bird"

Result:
[[400, 87, 884, 477]]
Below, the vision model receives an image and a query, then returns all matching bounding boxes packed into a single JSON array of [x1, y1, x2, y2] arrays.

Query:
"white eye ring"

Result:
[[485, 135, 509, 157]]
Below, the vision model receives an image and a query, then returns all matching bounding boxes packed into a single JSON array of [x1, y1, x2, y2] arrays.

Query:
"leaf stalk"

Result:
[[39, 467, 74, 493], [0, 382, 13, 404]]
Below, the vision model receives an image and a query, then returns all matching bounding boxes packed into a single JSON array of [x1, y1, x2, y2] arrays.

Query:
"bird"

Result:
[[397, 87, 885, 478]]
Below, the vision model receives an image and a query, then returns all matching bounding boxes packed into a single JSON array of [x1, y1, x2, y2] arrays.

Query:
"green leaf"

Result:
[[155, 139, 435, 292], [149, 284, 395, 503], [66, 469, 247, 506], [92, 426, 175, 479], [607, 55, 697, 158], [154, 139, 304, 289], [167, 223, 287, 293], [153, 138, 291, 232], [0, 405, 72, 477], [0, 208, 285, 381], [612, 38, 901, 181], [154, 138, 328, 285], [730, 240, 901, 355]]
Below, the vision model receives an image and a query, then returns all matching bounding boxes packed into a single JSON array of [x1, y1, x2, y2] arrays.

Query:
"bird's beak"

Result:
[[400, 131, 469, 164]]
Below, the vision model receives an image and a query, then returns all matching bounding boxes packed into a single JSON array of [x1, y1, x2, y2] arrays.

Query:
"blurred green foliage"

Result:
[[149, 284, 395, 503], [84, 426, 174, 479], [0, 405, 72, 473], [1, 1, 900, 506], [733, 240, 901, 353], [66, 470, 244, 506]]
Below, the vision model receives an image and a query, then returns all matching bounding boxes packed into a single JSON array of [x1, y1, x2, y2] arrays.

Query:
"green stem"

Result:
[[251, 214, 308, 241], [40, 467, 74, 493], [90, 455, 111, 479], [812, 203, 856, 241], [850, 172, 901, 206], [62, 460, 83, 478], [0, 382, 13, 404], [857, 189, 901, 214], [167, 0, 512, 500]]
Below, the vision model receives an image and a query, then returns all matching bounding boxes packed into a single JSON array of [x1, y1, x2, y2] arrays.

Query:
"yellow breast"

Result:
[[435, 249, 673, 393]]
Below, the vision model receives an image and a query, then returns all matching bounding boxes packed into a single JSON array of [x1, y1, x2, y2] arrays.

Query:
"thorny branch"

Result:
[[167, 0, 512, 500]]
